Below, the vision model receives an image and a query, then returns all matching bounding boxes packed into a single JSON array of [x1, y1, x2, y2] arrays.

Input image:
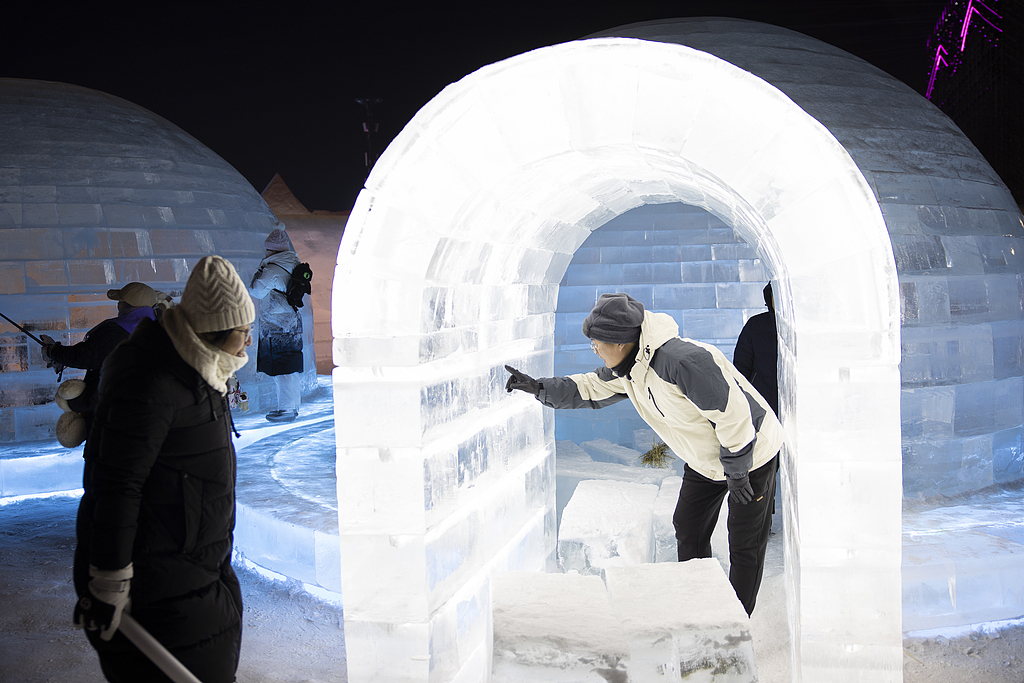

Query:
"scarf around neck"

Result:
[[160, 306, 248, 395]]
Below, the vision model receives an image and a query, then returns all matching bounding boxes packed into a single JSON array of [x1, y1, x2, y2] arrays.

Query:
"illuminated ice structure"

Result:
[[0, 78, 318, 445], [334, 18, 1024, 683]]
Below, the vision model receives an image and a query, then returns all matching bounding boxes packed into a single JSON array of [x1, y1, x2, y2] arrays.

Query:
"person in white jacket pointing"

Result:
[[505, 293, 784, 615]]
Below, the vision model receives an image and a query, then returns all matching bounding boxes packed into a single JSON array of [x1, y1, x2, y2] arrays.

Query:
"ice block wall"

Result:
[[592, 17, 1024, 500], [554, 203, 769, 446], [334, 37, 901, 682], [0, 79, 317, 440]]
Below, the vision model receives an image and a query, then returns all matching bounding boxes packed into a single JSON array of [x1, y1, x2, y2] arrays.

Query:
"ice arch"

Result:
[[333, 38, 901, 682]]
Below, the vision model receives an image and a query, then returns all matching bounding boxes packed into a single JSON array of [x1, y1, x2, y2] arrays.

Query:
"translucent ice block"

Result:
[[580, 438, 642, 466], [653, 476, 682, 562], [557, 479, 659, 575], [555, 444, 673, 530]]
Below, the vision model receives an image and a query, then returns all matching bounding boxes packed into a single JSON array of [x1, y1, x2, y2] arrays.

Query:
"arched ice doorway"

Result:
[[333, 38, 902, 682]]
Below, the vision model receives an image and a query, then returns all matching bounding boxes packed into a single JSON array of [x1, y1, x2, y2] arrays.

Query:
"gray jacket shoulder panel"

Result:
[[649, 338, 731, 413]]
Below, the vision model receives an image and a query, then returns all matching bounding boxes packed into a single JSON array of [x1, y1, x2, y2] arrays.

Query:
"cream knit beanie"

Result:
[[179, 256, 255, 333]]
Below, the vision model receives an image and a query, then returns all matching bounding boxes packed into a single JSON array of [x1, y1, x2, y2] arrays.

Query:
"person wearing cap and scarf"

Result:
[[505, 293, 785, 616], [41, 283, 163, 447], [73, 256, 253, 683], [248, 227, 303, 422], [42, 283, 160, 415]]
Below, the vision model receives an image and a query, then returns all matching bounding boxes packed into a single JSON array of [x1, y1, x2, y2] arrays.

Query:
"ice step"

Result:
[[491, 559, 756, 682], [606, 560, 757, 682], [491, 571, 628, 682]]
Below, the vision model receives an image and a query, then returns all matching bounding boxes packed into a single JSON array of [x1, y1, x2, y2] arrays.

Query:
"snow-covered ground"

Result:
[[3, 493, 1023, 682], [2, 376, 1022, 682]]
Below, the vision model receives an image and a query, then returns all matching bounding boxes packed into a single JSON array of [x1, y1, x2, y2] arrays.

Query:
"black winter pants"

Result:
[[673, 454, 779, 616]]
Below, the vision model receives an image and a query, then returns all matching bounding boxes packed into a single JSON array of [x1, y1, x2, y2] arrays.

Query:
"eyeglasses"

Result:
[[590, 340, 600, 353]]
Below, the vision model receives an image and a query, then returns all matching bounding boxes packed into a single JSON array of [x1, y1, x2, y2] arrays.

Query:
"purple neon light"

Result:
[[926, 44, 949, 100], [960, 0, 1002, 51], [925, 0, 1002, 100]]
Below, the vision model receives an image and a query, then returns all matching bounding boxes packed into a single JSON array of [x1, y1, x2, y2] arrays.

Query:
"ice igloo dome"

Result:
[[586, 18, 1024, 500], [0, 78, 316, 441]]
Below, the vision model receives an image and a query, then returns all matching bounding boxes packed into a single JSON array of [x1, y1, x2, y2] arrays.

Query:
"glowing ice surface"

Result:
[[334, 35, 902, 682]]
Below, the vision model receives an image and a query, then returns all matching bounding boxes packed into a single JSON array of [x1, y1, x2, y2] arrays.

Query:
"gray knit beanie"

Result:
[[582, 293, 645, 343], [179, 256, 255, 333], [264, 228, 291, 253]]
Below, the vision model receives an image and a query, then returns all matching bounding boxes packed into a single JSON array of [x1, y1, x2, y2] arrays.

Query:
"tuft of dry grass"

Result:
[[639, 438, 672, 468]]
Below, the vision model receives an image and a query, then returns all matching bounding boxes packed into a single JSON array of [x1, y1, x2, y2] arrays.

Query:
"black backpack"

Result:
[[286, 262, 313, 310]]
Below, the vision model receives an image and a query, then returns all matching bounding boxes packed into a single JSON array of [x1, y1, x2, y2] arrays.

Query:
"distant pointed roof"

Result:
[[261, 173, 310, 215]]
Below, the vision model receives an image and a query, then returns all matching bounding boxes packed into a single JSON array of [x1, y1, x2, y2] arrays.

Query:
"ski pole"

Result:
[[119, 613, 203, 683], [0, 309, 64, 379], [0, 310, 45, 345]]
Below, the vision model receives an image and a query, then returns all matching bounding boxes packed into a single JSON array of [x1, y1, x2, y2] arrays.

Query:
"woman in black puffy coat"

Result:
[[73, 256, 255, 683]]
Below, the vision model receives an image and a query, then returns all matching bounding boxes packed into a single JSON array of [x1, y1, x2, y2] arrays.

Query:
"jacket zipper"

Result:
[[648, 387, 665, 417]]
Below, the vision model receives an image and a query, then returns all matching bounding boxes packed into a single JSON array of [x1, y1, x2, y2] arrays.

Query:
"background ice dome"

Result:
[[0, 78, 317, 441], [581, 17, 1024, 501], [333, 18, 1024, 683]]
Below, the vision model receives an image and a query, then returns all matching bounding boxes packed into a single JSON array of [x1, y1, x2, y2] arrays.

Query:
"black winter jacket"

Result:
[[74, 317, 242, 652], [732, 310, 778, 417], [49, 307, 155, 414], [49, 319, 129, 414]]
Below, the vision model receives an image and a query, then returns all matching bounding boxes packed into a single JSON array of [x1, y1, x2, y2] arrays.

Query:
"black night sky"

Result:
[[3, 1, 951, 212]]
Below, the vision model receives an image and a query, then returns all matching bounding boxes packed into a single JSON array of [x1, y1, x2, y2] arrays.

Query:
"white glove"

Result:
[[75, 564, 132, 641]]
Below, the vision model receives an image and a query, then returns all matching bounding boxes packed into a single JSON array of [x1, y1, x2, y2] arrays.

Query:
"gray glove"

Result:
[[504, 365, 540, 397], [74, 564, 132, 641], [726, 474, 754, 505], [39, 334, 58, 365]]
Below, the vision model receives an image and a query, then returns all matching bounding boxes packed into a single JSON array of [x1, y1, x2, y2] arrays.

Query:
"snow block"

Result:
[[491, 561, 756, 682], [606, 559, 757, 682], [491, 571, 628, 682]]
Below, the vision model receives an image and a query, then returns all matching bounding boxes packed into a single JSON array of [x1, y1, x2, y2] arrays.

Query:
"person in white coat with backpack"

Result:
[[249, 227, 305, 422]]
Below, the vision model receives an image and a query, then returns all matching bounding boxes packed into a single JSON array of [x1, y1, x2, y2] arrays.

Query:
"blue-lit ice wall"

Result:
[[896, 229, 1024, 496], [553, 203, 769, 447]]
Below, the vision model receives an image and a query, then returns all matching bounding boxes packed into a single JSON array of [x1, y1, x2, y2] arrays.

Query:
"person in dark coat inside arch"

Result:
[[73, 255, 254, 683], [732, 282, 778, 418]]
